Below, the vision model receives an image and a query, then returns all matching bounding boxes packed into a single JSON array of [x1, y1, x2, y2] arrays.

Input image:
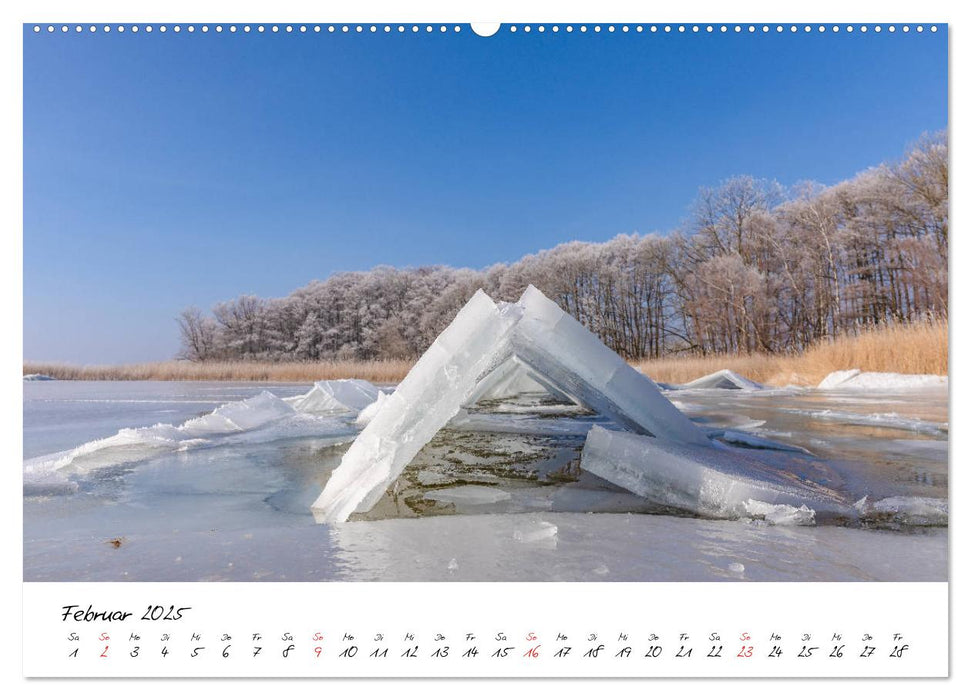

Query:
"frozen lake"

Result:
[[23, 379, 947, 582]]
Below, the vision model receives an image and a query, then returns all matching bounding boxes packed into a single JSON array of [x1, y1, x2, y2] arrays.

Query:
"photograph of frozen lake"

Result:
[[23, 24, 947, 583]]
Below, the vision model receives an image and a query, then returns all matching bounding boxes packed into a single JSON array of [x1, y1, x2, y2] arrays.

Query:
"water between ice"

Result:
[[23, 380, 947, 582]]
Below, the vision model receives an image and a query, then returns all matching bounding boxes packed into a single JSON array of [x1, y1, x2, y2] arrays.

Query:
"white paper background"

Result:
[[3, 0, 961, 696]]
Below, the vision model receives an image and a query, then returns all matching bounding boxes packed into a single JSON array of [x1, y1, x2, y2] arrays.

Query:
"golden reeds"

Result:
[[25, 319, 947, 387]]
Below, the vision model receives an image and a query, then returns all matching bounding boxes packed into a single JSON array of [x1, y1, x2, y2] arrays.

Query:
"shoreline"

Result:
[[24, 317, 948, 387]]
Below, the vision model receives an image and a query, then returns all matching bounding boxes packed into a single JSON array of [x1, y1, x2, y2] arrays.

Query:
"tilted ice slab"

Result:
[[818, 369, 948, 391], [508, 286, 709, 445], [682, 369, 764, 391], [579, 425, 851, 523], [286, 379, 381, 413], [23, 391, 355, 493], [312, 285, 709, 523], [311, 290, 523, 523]]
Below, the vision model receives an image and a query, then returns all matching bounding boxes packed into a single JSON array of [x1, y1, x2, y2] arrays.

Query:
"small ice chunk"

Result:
[[593, 564, 610, 576], [426, 485, 512, 506], [743, 499, 815, 526], [513, 521, 558, 544], [447, 558, 459, 572], [728, 562, 746, 574]]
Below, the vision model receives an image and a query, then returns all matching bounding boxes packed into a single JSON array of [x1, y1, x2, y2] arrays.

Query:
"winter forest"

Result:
[[178, 133, 948, 363]]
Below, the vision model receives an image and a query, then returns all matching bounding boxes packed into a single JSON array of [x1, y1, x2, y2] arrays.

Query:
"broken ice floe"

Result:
[[579, 425, 850, 523], [24, 385, 369, 493], [354, 390, 390, 426], [311, 285, 709, 523], [682, 369, 764, 391], [285, 379, 382, 413]]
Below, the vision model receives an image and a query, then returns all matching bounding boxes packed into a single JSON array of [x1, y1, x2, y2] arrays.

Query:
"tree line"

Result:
[[178, 132, 947, 362]]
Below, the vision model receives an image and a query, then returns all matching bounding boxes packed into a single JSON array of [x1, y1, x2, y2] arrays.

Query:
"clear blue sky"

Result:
[[24, 25, 947, 363]]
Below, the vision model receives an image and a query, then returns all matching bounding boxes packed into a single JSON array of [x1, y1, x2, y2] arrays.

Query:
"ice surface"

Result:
[[323, 512, 946, 582], [579, 425, 851, 522], [311, 290, 523, 523], [23, 380, 948, 582], [286, 379, 381, 414], [818, 369, 948, 391], [781, 408, 947, 436], [683, 369, 764, 391]]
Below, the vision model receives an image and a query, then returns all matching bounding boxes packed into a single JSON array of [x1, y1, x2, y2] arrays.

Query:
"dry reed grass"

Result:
[[634, 318, 948, 386], [26, 319, 946, 387], [23, 359, 413, 384]]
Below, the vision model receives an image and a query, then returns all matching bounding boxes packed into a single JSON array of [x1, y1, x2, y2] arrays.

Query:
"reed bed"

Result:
[[26, 319, 946, 387], [634, 318, 948, 386], [23, 359, 413, 384]]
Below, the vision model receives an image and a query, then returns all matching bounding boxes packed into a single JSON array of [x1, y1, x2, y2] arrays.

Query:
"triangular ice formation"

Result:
[[311, 285, 709, 523], [681, 369, 763, 391]]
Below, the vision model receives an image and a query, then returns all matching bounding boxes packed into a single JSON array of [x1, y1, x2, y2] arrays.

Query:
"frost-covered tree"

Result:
[[176, 133, 947, 362]]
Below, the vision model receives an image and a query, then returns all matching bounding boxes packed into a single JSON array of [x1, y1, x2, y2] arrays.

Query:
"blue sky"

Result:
[[24, 25, 947, 363]]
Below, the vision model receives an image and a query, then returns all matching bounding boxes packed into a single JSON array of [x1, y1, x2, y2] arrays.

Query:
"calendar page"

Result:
[[16, 0, 952, 685]]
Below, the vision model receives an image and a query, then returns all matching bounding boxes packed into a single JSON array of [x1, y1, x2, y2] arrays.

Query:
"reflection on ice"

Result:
[[327, 513, 946, 582]]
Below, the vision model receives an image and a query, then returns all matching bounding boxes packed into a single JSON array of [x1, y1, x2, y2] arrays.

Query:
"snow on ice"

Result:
[[818, 369, 947, 391]]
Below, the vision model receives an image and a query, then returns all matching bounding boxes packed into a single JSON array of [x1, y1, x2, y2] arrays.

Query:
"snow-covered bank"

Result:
[[818, 369, 947, 391]]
